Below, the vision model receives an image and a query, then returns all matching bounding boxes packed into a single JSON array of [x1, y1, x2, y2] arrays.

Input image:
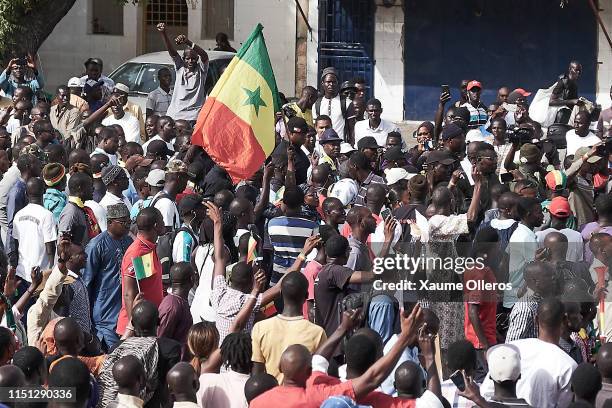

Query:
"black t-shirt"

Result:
[[314, 264, 355, 338], [273, 140, 309, 185], [552, 74, 578, 101]]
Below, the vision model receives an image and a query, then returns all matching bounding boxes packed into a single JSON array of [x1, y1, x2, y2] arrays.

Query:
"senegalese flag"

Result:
[[133, 252, 155, 280], [192, 23, 280, 183], [246, 234, 258, 263]]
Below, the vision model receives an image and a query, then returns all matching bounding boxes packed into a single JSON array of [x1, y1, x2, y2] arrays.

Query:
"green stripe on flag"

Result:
[[133, 252, 153, 280], [235, 23, 281, 112]]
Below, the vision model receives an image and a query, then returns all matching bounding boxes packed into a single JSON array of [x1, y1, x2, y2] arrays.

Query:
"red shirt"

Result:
[[463, 266, 498, 349], [250, 372, 355, 408], [360, 391, 416, 407], [116, 234, 164, 335]]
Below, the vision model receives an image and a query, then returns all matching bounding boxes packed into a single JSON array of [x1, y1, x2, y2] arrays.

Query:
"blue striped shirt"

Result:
[[267, 216, 316, 283]]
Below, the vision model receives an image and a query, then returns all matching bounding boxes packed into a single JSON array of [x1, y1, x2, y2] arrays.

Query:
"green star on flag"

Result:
[[242, 86, 267, 116]]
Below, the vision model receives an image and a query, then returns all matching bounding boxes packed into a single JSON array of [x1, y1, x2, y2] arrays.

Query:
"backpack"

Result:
[[156, 226, 198, 284]]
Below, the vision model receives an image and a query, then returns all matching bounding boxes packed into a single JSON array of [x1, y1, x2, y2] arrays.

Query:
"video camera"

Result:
[[507, 125, 535, 145]]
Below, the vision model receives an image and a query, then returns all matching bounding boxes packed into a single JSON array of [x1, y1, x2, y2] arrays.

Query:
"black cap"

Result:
[[441, 123, 464, 141], [179, 194, 204, 215], [357, 136, 381, 150], [286, 117, 308, 133], [340, 80, 357, 92], [384, 146, 405, 161], [146, 140, 174, 158], [425, 150, 456, 165]]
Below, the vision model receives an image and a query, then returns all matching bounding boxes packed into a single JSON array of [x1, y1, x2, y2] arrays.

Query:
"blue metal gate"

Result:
[[403, 0, 597, 120], [318, 0, 375, 97]]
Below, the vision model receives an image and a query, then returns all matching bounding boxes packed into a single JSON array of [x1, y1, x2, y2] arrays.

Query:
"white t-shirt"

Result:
[[152, 193, 180, 229], [12, 203, 57, 281], [535, 227, 584, 262], [190, 244, 217, 323], [480, 338, 577, 408], [503, 223, 537, 308], [354, 119, 398, 147], [565, 130, 601, 156], [101, 112, 141, 144], [314, 95, 349, 138], [99, 191, 133, 212]]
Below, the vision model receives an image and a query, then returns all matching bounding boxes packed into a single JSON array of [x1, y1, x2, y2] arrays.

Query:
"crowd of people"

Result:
[[0, 20, 611, 408]]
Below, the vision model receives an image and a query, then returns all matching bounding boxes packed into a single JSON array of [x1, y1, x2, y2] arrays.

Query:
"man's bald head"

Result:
[[229, 198, 253, 218], [279, 344, 312, 386], [167, 362, 199, 401], [68, 149, 91, 167], [54, 318, 83, 355], [0, 365, 26, 387], [26, 177, 45, 199], [112, 355, 144, 390], [394, 361, 425, 397], [131, 300, 159, 334], [311, 164, 331, 185], [431, 186, 453, 208], [544, 231, 568, 257]]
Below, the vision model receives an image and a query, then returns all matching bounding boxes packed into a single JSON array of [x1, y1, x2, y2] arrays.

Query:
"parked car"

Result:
[[108, 50, 235, 112]]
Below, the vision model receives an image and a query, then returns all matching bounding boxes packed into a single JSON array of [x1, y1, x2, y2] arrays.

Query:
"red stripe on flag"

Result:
[[192, 98, 267, 183]]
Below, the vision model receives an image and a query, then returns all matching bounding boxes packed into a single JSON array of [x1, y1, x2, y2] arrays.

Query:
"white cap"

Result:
[[67, 77, 81, 87], [487, 344, 521, 382], [145, 169, 166, 187], [328, 178, 358, 206], [340, 142, 356, 154], [114, 83, 130, 94], [385, 167, 416, 186]]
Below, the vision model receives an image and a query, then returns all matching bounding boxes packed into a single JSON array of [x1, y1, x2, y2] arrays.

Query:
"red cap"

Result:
[[467, 80, 482, 91], [513, 88, 532, 97], [549, 196, 571, 218]]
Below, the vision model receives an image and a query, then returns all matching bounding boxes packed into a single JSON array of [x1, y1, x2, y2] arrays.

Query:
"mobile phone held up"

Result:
[[450, 370, 466, 392], [381, 208, 392, 221], [441, 84, 450, 96]]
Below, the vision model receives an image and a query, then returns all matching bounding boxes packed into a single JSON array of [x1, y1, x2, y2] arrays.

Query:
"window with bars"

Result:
[[91, 0, 124, 35], [145, 0, 189, 26], [202, 0, 234, 39]]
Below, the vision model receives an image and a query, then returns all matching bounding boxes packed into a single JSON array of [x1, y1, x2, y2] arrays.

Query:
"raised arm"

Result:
[[175, 35, 209, 64], [157, 23, 180, 60], [351, 305, 423, 399], [82, 95, 121, 128], [433, 89, 451, 143], [466, 168, 482, 223], [254, 163, 274, 220], [204, 201, 226, 278], [314, 309, 361, 362]]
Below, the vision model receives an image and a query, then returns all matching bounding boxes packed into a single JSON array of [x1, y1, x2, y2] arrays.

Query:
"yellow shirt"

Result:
[[284, 102, 313, 126], [251, 314, 326, 382]]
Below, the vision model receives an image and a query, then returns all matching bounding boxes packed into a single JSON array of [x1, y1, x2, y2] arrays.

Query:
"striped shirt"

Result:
[[354, 172, 386, 207], [505, 293, 541, 343], [461, 102, 488, 129], [267, 216, 317, 284]]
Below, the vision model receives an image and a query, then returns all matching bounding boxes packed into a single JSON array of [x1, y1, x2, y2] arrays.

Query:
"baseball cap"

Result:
[[286, 117, 308, 133], [124, 155, 154, 173], [487, 344, 521, 382], [357, 136, 381, 150], [328, 178, 359, 206], [145, 169, 166, 187], [425, 150, 456, 165], [179, 194, 204, 215], [467, 80, 482, 91], [319, 128, 342, 144], [383, 146, 405, 162], [544, 170, 567, 192], [340, 80, 357, 92], [146, 140, 174, 158], [42, 163, 66, 187], [549, 196, 571, 218], [166, 159, 189, 174], [441, 123, 464, 141], [574, 146, 602, 164], [67, 77, 81, 88], [385, 167, 415, 185], [321, 396, 370, 408], [507, 88, 532, 104], [340, 143, 356, 154], [113, 83, 130, 94]]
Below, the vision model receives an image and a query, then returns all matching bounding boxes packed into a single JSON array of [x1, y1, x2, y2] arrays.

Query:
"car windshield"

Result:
[[109, 58, 232, 95]]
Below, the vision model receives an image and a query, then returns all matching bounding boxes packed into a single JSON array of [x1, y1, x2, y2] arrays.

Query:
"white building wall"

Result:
[[307, 0, 320, 88], [373, 2, 404, 122], [38, 0, 141, 92], [38, 0, 296, 96], [597, 4, 612, 108]]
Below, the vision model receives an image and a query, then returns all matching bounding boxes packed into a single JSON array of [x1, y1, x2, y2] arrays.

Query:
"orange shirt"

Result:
[[116, 234, 163, 335]]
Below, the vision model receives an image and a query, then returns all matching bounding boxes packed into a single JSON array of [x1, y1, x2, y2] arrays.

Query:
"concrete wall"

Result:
[[38, 0, 297, 96], [373, 1, 404, 122], [38, 0, 141, 92], [597, 3, 612, 108]]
